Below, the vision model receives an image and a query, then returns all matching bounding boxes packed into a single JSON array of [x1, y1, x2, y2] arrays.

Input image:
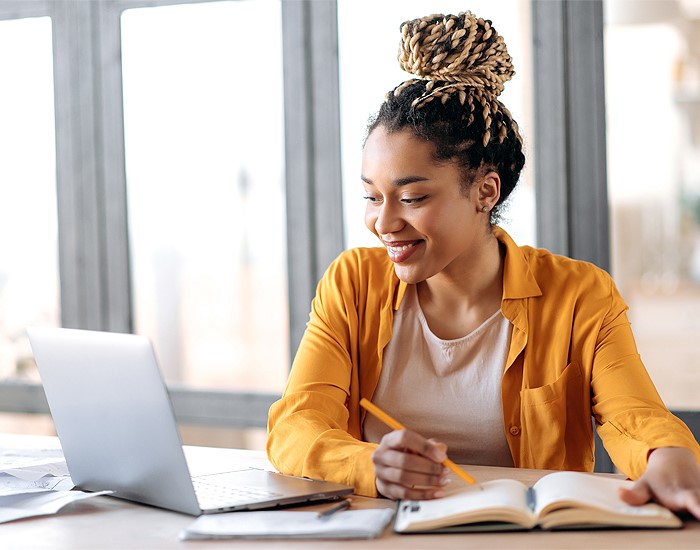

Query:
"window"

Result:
[[121, 1, 288, 393], [0, 16, 59, 434], [0, 0, 341, 449]]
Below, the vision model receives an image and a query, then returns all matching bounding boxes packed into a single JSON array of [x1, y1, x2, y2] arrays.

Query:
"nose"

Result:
[[372, 200, 405, 236]]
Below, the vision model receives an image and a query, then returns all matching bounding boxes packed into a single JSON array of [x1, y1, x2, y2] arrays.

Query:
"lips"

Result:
[[384, 240, 422, 263]]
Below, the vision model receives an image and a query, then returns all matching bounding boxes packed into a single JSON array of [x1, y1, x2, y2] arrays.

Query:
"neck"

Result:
[[417, 230, 504, 314]]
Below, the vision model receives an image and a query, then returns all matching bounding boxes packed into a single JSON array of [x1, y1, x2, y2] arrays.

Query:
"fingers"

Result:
[[376, 477, 448, 501], [425, 437, 448, 462], [372, 429, 450, 500], [680, 491, 700, 520], [618, 482, 652, 506], [378, 429, 447, 461], [625, 484, 700, 521], [374, 450, 449, 486], [627, 447, 700, 520]]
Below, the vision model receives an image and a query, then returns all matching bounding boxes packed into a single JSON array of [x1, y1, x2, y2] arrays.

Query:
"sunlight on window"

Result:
[[121, 1, 288, 392], [0, 17, 59, 383]]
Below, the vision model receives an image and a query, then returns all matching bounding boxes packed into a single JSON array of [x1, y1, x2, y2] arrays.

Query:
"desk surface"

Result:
[[1, 434, 699, 549]]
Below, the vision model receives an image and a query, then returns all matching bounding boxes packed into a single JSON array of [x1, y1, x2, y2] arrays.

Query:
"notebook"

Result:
[[27, 327, 352, 516]]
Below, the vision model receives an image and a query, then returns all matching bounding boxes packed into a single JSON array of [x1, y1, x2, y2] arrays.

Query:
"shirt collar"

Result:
[[392, 226, 541, 310], [493, 226, 542, 300]]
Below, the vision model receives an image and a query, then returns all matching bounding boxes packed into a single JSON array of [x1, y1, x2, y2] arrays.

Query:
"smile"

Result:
[[385, 240, 421, 263]]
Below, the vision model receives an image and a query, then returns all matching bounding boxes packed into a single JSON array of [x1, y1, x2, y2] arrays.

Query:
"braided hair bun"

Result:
[[368, 11, 525, 221], [398, 12, 514, 96]]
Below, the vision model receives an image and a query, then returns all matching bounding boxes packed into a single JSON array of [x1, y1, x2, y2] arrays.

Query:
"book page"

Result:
[[532, 471, 680, 529], [394, 479, 536, 532], [534, 472, 637, 515]]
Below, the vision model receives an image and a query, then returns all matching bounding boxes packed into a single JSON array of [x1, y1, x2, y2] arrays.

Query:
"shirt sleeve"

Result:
[[591, 276, 700, 478], [266, 252, 380, 497]]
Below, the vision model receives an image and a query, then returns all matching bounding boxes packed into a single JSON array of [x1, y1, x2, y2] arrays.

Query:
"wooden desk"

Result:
[[2, 434, 700, 549]]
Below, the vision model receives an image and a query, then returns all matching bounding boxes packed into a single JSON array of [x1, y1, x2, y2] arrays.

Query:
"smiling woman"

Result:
[[266, 10, 700, 518], [361, 128, 502, 300]]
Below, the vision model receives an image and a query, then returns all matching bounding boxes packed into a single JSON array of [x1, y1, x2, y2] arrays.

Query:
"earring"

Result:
[[481, 205, 489, 213]]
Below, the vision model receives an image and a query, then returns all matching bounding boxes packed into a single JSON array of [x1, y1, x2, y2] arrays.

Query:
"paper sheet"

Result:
[[0, 490, 111, 524], [0, 452, 73, 495], [2, 466, 70, 482], [0, 475, 75, 496]]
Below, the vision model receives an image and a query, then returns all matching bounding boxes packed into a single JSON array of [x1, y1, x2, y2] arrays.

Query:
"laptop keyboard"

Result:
[[192, 478, 282, 509]]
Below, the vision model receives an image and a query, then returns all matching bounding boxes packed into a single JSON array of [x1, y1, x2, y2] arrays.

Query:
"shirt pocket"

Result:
[[520, 362, 593, 470]]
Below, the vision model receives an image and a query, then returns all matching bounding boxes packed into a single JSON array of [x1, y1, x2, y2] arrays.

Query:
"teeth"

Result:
[[387, 242, 416, 256]]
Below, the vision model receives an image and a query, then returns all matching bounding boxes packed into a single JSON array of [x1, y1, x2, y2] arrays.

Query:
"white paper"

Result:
[[180, 508, 395, 540], [4, 463, 70, 478], [0, 490, 111, 524], [0, 454, 70, 477], [0, 475, 75, 496]]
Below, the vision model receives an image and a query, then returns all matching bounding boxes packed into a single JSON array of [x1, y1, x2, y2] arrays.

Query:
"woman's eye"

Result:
[[401, 196, 427, 205], [362, 195, 426, 205]]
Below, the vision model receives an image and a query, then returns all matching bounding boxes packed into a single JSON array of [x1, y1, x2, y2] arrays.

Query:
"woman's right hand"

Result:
[[372, 429, 451, 500]]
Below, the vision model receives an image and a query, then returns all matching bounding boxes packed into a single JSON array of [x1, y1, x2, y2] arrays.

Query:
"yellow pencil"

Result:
[[359, 398, 477, 486]]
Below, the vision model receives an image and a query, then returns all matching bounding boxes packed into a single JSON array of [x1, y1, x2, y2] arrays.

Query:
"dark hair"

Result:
[[366, 12, 525, 224]]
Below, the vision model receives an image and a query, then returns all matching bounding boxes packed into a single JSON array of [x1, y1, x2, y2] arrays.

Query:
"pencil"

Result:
[[317, 498, 351, 518], [359, 397, 477, 486]]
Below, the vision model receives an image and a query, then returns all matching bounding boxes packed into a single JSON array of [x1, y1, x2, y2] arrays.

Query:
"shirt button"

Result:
[[509, 425, 521, 436]]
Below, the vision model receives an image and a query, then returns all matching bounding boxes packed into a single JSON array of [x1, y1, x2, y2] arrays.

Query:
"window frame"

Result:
[[0, 0, 344, 429], [532, 0, 610, 269]]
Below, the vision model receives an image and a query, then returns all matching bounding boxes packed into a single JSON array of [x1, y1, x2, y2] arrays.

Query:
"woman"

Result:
[[266, 11, 700, 517]]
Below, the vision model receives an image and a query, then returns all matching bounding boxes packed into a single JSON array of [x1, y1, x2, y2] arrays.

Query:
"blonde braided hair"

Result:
[[367, 11, 525, 222], [391, 12, 521, 148]]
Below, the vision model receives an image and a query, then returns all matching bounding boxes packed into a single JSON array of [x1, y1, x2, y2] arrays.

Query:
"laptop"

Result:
[[27, 327, 352, 516]]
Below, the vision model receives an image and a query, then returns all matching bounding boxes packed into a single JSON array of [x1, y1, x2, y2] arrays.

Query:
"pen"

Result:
[[359, 397, 478, 486], [317, 498, 351, 518]]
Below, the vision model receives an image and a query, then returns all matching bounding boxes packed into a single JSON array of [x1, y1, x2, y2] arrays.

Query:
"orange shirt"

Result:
[[267, 227, 700, 497]]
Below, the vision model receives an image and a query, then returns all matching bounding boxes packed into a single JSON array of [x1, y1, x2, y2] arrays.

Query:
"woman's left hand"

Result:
[[618, 446, 700, 519]]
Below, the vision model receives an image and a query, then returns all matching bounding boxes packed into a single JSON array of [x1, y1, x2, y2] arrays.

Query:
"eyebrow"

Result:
[[361, 175, 429, 186]]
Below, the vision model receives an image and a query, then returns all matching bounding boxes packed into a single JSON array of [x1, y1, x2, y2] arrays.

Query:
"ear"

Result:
[[476, 171, 501, 212]]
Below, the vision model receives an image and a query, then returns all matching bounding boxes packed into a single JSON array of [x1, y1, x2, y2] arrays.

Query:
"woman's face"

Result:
[[362, 126, 493, 285]]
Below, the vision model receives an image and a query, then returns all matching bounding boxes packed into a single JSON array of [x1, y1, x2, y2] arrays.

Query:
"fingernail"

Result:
[[433, 490, 446, 498], [440, 476, 451, 486]]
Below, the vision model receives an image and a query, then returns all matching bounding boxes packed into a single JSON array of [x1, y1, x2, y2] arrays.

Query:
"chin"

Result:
[[393, 265, 426, 285]]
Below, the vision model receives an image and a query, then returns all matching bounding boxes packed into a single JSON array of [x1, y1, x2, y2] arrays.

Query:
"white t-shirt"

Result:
[[363, 284, 514, 467]]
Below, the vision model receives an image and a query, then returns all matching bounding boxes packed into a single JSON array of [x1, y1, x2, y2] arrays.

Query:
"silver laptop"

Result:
[[27, 327, 352, 516]]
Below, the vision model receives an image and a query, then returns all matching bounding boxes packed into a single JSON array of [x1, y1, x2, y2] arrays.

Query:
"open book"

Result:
[[394, 471, 681, 532]]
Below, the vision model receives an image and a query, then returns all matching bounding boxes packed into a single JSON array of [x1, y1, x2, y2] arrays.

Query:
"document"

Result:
[[180, 508, 396, 540]]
